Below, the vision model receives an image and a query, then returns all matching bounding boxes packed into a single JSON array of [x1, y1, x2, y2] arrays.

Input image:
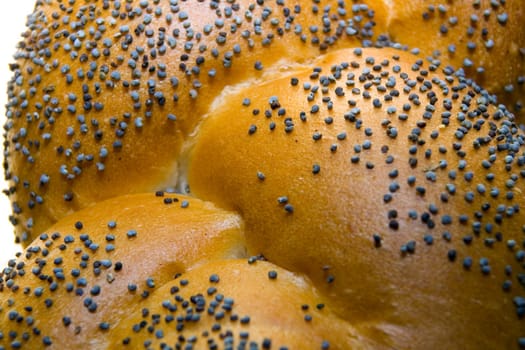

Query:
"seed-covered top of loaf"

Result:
[[384, 0, 525, 119], [188, 47, 525, 348], [0, 193, 247, 349], [4, 0, 385, 244]]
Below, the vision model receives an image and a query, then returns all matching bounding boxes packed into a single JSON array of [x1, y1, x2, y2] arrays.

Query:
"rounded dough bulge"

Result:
[[188, 47, 525, 349], [383, 0, 525, 120], [107, 259, 370, 350], [0, 193, 245, 349], [4, 0, 385, 244]]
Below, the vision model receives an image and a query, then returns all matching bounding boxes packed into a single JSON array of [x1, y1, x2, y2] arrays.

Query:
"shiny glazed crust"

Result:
[[4, 0, 385, 244], [1, 0, 525, 349], [384, 0, 525, 118]]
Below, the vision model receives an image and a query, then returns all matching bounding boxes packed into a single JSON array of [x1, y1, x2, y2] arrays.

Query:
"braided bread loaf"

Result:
[[1, 1, 524, 349]]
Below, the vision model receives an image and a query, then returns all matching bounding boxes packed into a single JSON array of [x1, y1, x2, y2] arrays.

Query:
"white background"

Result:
[[0, 1, 36, 266]]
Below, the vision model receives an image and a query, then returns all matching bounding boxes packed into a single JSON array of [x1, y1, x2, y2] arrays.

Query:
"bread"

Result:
[[0, 193, 247, 348], [383, 0, 525, 118], [5, 0, 524, 245], [1, 0, 525, 349], [187, 47, 525, 349], [3, 0, 387, 244], [109, 259, 366, 349]]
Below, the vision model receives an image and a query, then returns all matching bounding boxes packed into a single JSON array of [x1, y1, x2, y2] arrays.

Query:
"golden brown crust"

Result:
[[188, 47, 525, 348], [4, 0, 384, 244], [108, 259, 369, 350], [0, 193, 245, 349], [1, 1, 525, 349], [383, 0, 525, 119]]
